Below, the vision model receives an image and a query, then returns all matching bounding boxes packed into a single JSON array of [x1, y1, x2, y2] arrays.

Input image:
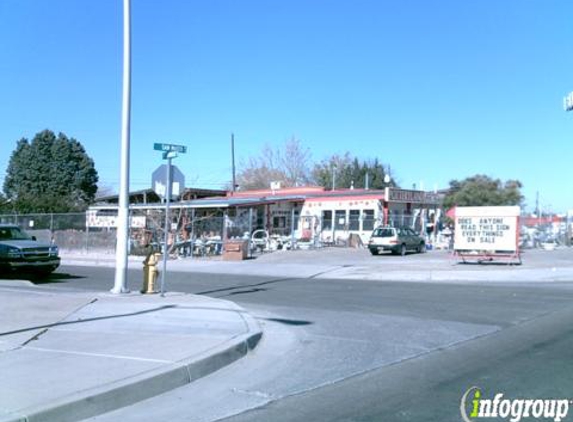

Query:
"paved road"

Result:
[[16, 265, 573, 421]]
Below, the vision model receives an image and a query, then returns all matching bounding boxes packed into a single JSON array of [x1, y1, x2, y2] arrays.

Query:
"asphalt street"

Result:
[[17, 264, 573, 422]]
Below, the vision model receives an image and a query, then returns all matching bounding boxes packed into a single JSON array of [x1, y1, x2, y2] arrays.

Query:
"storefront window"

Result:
[[349, 210, 360, 231], [363, 210, 375, 231], [322, 210, 332, 231], [273, 216, 286, 229], [335, 210, 347, 230]]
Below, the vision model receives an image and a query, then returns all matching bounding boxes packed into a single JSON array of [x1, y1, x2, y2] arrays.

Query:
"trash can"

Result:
[[223, 240, 248, 261]]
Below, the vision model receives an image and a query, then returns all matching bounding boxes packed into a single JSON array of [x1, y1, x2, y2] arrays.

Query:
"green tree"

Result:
[[312, 154, 395, 190], [3, 130, 99, 212], [442, 174, 523, 210], [0, 192, 10, 213]]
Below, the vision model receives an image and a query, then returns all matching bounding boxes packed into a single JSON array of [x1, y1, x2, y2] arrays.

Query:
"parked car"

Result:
[[368, 226, 426, 256], [0, 224, 60, 274]]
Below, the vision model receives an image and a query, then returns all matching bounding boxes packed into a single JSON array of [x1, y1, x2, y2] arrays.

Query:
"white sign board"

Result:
[[454, 206, 520, 252]]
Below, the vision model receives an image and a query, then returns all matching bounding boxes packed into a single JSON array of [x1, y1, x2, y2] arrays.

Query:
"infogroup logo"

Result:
[[460, 387, 571, 422]]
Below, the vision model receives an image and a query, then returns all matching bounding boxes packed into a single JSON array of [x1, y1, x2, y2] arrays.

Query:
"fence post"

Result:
[[290, 208, 296, 251], [248, 208, 253, 258], [222, 211, 228, 242], [331, 209, 336, 245], [84, 212, 89, 253], [191, 208, 196, 259]]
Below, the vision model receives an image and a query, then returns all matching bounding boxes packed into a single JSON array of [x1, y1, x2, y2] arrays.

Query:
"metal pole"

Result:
[[85, 214, 89, 253], [191, 208, 196, 259], [248, 207, 253, 258], [112, 0, 131, 294], [222, 210, 228, 241], [231, 133, 236, 193], [291, 207, 296, 251], [160, 156, 172, 296]]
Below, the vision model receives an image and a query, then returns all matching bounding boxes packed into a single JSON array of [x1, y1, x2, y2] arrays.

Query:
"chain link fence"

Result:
[[3, 211, 568, 257], [0, 212, 118, 254], [518, 216, 572, 249]]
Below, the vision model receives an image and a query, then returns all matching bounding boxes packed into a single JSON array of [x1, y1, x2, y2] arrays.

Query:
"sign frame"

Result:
[[453, 206, 521, 265]]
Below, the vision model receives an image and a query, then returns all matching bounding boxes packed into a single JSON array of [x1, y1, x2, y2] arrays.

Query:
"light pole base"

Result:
[[109, 287, 131, 294]]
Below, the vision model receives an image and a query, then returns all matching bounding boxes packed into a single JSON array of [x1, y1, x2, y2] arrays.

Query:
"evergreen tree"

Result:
[[312, 154, 395, 190], [3, 130, 99, 212]]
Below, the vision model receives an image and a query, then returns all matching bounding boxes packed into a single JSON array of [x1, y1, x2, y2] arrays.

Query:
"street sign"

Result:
[[154, 143, 187, 153], [152, 164, 185, 199], [152, 141, 187, 297]]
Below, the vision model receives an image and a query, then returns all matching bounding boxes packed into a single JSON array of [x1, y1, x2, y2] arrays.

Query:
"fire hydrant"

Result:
[[142, 252, 161, 294]]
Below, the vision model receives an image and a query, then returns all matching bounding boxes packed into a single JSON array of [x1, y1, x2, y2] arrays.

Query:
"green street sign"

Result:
[[154, 143, 187, 153]]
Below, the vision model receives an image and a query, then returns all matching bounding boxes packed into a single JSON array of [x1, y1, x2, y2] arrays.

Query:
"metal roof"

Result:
[[89, 194, 307, 211]]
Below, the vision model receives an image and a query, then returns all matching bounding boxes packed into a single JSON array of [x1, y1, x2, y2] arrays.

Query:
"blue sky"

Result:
[[1, 0, 572, 213]]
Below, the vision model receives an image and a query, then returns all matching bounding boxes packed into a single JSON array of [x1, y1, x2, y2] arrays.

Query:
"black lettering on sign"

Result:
[[480, 237, 495, 243]]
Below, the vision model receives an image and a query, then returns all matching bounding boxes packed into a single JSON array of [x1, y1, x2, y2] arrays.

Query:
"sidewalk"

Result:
[[60, 248, 573, 283], [0, 284, 261, 422]]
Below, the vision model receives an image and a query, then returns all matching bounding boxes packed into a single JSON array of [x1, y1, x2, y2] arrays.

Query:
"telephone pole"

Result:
[[231, 133, 237, 193]]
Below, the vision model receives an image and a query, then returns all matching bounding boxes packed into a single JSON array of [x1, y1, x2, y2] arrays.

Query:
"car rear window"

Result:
[[373, 228, 395, 237]]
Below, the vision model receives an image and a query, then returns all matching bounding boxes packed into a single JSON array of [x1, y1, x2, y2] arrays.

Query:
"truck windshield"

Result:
[[0, 227, 33, 241]]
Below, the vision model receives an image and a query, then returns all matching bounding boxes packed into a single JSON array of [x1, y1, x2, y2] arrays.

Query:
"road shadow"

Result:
[[260, 317, 313, 326], [0, 270, 86, 284]]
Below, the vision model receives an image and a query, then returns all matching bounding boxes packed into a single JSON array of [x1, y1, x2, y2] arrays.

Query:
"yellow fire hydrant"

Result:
[[142, 252, 161, 294]]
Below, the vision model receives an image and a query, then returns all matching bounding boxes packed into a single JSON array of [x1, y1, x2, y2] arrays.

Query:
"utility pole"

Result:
[[332, 165, 336, 191], [112, 0, 131, 294], [231, 133, 237, 193]]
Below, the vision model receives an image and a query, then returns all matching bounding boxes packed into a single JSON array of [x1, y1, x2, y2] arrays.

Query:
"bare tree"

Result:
[[281, 138, 312, 186], [237, 137, 312, 190]]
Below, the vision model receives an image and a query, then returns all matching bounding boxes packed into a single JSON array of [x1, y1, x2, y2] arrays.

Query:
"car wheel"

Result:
[[400, 244, 406, 256], [418, 243, 426, 253], [370, 249, 379, 256]]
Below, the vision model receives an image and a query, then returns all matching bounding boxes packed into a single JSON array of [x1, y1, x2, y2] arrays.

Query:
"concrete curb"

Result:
[[0, 280, 37, 288], [1, 309, 262, 422]]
